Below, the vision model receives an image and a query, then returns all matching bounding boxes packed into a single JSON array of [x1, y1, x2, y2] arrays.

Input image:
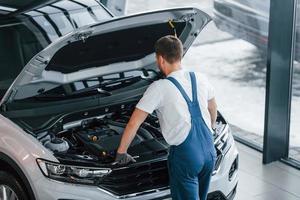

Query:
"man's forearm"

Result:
[[117, 108, 149, 154], [117, 122, 139, 153], [208, 98, 217, 129], [209, 109, 217, 129]]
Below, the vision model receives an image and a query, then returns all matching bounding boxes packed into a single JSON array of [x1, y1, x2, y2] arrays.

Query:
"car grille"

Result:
[[99, 146, 223, 197], [99, 160, 169, 196], [207, 191, 227, 200]]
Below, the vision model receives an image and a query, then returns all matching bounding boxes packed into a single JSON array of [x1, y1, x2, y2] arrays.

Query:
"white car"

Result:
[[0, 1, 238, 199]]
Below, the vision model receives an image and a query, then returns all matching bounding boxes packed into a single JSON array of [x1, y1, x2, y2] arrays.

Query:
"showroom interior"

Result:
[[0, 0, 300, 199]]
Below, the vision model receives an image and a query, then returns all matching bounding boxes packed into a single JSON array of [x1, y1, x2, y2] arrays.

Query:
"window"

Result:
[[290, 2, 300, 162]]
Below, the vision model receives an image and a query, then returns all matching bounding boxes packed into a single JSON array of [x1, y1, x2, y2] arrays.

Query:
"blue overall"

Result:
[[166, 72, 217, 200]]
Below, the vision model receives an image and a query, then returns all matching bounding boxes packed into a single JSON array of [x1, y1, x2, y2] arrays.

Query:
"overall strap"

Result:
[[166, 76, 192, 104], [166, 72, 198, 104], [167, 72, 202, 119], [189, 72, 198, 102]]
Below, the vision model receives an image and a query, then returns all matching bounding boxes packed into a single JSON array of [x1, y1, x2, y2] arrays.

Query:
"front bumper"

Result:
[[33, 139, 238, 200]]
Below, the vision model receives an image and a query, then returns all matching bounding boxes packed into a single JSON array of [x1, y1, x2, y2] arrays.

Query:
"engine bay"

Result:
[[37, 105, 171, 165], [37, 103, 228, 166]]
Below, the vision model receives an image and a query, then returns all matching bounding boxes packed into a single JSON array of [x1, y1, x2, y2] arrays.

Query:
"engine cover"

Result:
[[74, 119, 168, 161]]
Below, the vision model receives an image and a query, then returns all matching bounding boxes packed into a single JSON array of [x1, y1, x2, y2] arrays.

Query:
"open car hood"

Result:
[[1, 7, 211, 105]]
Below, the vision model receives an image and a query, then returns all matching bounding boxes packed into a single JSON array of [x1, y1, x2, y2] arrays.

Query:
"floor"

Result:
[[231, 125, 300, 164], [235, 142, 300, 200]]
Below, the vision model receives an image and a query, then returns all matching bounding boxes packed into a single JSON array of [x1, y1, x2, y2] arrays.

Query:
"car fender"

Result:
[[0, 114, 58, 198]]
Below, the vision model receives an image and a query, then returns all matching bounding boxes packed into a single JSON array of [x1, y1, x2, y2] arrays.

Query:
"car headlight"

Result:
[[215, 125, 233, 155], [37, 159, 112, 184]]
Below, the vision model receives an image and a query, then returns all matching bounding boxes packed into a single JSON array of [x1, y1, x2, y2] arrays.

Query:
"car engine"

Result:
[[37, 105, 171, 165], [35, 103, 230, 196]]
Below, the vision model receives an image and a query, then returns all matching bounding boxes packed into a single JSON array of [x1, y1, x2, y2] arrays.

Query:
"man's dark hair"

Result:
[[154, 35, 183, 64]]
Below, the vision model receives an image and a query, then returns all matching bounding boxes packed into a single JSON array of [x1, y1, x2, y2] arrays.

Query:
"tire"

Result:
[[0, 171, 28, 200]]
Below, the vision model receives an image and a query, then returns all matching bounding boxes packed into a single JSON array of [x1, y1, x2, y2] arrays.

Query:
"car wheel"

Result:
[[0, 171, 28, 200]]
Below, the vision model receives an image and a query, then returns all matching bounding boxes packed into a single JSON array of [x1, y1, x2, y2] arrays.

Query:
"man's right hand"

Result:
[[115, 152, 136, 165]]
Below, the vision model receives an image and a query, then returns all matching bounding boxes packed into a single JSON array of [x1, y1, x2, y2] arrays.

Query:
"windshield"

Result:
[[0, 1, 112, 100]]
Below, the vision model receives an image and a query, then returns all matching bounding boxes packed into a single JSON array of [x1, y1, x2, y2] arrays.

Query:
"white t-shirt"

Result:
[[136, 69, 215, 146]]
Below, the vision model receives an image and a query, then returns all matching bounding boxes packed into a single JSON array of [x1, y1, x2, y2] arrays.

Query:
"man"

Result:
[[115, 35, 217, 200]]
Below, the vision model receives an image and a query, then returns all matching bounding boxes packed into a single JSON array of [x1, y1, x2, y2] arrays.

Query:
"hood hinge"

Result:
[[1, 104, 7, 112], [7, 89, 17, 103], [180, 11, 197, 22]]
